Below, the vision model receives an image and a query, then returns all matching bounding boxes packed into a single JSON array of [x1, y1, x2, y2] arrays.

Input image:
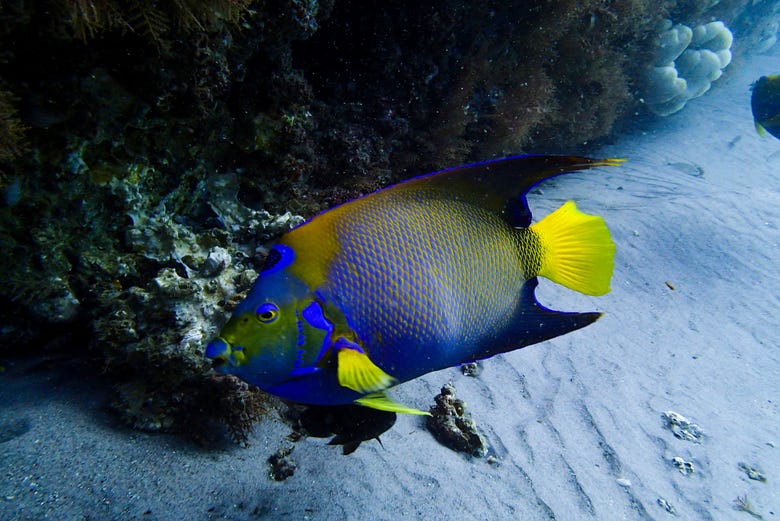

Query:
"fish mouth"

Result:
[[205, 337, 231, 368]]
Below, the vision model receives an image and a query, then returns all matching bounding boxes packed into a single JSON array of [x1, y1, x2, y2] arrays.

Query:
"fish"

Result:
[[206, 155, 619, 415], [290, 404, 397, 455], [751, 75, 780, 140]]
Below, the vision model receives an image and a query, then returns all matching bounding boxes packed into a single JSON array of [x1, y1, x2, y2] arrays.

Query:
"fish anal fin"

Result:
[[476, 277, 602, 360], [519, 277, 602, 345], [531, 200, 615, 296], [336, 342, 397, 394], [355, 392, 432, 416]]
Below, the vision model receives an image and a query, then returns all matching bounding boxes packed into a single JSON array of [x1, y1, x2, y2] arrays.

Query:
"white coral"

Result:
[[644, 20, 733, 116]]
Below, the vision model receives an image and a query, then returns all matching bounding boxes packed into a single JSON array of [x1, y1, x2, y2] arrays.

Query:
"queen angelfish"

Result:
[[206, 155, 620, 414], [752, 75, 780, 140]]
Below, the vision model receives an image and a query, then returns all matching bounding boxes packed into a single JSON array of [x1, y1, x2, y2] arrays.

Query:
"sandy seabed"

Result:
[[2, 49, 779, 521]]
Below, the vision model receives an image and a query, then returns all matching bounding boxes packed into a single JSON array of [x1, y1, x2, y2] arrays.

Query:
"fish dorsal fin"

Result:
[[336, 340, 398, 394], [355, 392, 432, 416], [397, 155, 624, 227]]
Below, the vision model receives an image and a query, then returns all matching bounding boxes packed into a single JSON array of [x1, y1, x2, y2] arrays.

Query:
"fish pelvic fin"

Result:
[[336, 345, 398, 394], [530, 200, 615, 296], [355, 392, 432, 416]]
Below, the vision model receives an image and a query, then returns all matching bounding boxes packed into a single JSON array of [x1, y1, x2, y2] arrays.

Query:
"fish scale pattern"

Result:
[[325, 188, 531, 374]]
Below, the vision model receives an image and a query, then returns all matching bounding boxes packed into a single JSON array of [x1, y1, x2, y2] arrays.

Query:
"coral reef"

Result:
[[0, 0, 317, 436], [427, 384, 487, 457], [644, 19, 733, 115], [300, 0, 660, 164], [0, 0, 773, 439]]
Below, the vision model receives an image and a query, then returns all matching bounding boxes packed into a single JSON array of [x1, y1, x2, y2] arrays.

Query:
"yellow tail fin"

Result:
[[530, 201, 615, 296]]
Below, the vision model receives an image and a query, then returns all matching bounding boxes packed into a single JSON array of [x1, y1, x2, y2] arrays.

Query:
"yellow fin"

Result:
[[596, 157, 626, 168], [337, 348, 397, 394], [530, 200, 615, 296], [355, 392, 432, 416]]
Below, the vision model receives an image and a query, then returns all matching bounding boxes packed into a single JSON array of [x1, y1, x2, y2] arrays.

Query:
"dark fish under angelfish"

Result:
[[206, 155, 620, 415], [291, 404, 397, 455], [751, 75, 780, 140]]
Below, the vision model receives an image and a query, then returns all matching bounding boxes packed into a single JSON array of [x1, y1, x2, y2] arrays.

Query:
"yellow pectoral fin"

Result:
[[531, 200, 615, 296], [337, 348, 398, 394], [355, 392, 432, 416]]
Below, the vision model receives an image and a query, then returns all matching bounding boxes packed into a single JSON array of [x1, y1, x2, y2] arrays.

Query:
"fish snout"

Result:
[[205, 337, 231, 368]]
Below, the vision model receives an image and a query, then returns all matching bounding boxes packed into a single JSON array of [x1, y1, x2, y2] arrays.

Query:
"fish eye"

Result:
[[256, 303, 279, 323]]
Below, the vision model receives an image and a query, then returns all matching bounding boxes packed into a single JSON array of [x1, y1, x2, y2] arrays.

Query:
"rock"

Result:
[[738, 462, 767, 482], [268, 445, 296, 481], [200, 246, 232, 277], [672, 456, 695, 475], [460, 362, 481, 377], [427, 384, 487, 457], [662, 410, 704, 443]]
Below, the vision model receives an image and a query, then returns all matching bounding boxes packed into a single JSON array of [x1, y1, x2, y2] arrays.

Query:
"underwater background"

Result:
[[1, 1, 779, 519]]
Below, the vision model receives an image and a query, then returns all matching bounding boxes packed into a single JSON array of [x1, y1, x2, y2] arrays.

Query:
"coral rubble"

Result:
[[427, 384, 487, 457], [662, 410, 704, 443], [738, 462, 767, 482], [672, 456, 695, 475], [268, 444, 297, 481]]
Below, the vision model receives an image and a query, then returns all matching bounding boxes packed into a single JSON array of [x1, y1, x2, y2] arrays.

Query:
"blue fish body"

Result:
[[206, 155, 619, 414]]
